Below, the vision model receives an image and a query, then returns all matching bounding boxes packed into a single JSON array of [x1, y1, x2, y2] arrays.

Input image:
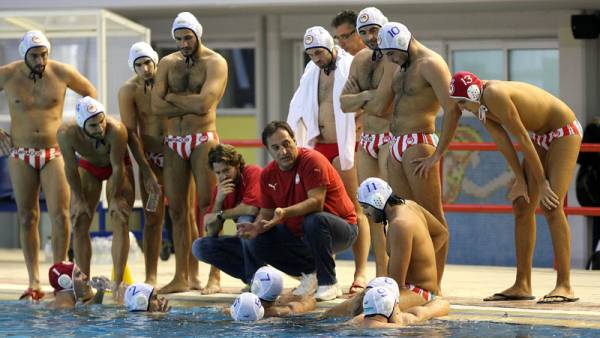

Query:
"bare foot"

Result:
[[157, 278, 190, 294], [348, 277, 367, 295], [200, 281, 222, 295], [189, 277, 202, 291]]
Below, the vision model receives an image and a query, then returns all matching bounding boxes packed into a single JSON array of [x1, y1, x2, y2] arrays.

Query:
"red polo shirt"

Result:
[[260, 148, 357, 235], [207, 164, 262, 212]]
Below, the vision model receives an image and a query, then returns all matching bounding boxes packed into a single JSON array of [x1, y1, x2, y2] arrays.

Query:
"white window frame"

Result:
[[447, 39, 558, 80]]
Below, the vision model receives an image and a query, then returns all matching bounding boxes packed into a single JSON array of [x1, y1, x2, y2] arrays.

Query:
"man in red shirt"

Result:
[[192, 144, 264, 289], [238, 121, 358, 301]]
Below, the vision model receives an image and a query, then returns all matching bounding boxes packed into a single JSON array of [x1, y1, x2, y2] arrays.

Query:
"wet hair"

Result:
[[331, 10, 358, 29], [261, 120, 295, 147], [387, 194, 406, 207], [208, 144, 245, 172]]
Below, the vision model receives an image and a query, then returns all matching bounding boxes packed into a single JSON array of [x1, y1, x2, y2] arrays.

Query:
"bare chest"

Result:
[[318, 71, 334, 104], [167, 62, 207, 94], [392, 66, 428, 97], [6, 74, 66, 111]]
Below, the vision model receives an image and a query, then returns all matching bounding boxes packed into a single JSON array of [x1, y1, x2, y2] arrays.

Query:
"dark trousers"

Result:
[[192, 215, 264, 284], [252, 212, 357, 285]]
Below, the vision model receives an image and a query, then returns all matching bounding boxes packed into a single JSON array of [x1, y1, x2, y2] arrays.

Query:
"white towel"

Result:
[[287, 47, 356, 170]]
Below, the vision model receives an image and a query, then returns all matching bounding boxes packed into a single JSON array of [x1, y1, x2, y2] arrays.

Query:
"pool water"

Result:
[[1, 301, 599, 337]]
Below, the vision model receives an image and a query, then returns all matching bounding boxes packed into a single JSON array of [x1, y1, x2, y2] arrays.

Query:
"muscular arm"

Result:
[[402, 298, 450, 324], [340, 57, 373, 112], [0, 64, 13, 92], [165, 57, 228, 115], [420, 208, 448, 264], [106, 124, 129, 201], [150, 59, 187, 118], [483, 119, 524, 180], [387, 222, 413, 287], [487, 89, 545, 184], [361, 60, 396, 118], [57, 127, 84, 201], [422, 59, 461, 160], [62, 63, 97, 98], [118, 85, 154, 179]]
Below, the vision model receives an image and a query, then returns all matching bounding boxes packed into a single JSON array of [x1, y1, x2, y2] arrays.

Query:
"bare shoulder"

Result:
[[107, 117, 127, 136], [49, 60, 80, 77], [204, 48, 227, 68], [158, 52, 182, 67], [351, 49, 372, 68], [481, 81, 508, 105], [57, 120, 78, 139], [0, 61, 20, 78], [418, 54, 449, 76], [118, 78, 138, 96]]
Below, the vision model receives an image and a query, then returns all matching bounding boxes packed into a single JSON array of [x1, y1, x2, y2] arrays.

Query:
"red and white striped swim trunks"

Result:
[[531, 120, 582, 151], [405, 284, 436, 302], [389, 132, 439, 162], [10, 147, 61, 170], [145, 152, 164, 168], [359, 132, 393, 159], [164, 132, 219, 160]]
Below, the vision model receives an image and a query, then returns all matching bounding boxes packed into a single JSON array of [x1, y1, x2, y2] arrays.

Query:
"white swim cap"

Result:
[[251, 266, 284, 302], [303, 26, 334, 53], [358, 177, 393, 211], [172, 12, 203, 40], [230, 292, 264, 321], [124, 283, 154, 312], [363, 286, 396, 319], [76, 96, 105, 129], [128, 42, 158, 73], [367, 277, 400, 302], [378, 22, 412, 53], [356, 7, 388, 31], [19, 30, 51, 58]]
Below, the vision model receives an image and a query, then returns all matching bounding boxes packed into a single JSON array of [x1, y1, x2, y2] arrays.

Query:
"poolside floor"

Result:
[[1, 249, 599, 329]]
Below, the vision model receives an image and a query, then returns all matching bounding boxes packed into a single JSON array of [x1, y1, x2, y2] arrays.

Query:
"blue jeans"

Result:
[[192, 215, 264, 284], [252, 212, 357, 285]]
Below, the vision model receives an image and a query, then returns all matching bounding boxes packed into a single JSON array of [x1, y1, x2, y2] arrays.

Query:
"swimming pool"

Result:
[[1, 301, 599, 337]]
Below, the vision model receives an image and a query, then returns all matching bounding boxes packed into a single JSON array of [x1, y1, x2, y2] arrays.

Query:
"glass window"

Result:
[[509, 49, 559, 96], [452, 50, 504, 80], [157, 47, 256, 110]]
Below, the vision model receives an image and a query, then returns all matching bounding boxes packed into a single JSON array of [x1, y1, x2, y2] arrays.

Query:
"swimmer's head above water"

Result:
[[230, 292, 265, 321], [125, 283, 170, 313], [251, 266, 284, 303]]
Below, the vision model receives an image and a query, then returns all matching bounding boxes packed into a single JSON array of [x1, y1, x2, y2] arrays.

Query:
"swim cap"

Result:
[[363, 286, 396, 319], [358, 177, 393, 211], [230, 292, 264, 321], [303, 26, 334, 53], [124, 283, 154, 312], [172, 12, 203, 40], [449, 71, 483, 103], [49, 261, 76, 293], [356, 7, 388, 31], [76, 96, 105, 129], [378, 22, 412, 52], [251, 266, 284, 302], [19, 31, 50, 58], [367, 277, 400, 302], [128, 42, 158, 72]]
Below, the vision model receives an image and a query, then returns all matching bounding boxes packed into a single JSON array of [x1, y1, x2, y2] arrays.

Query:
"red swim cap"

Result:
[[449, 71, 483, 102], [49, 261, 76, 293]]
